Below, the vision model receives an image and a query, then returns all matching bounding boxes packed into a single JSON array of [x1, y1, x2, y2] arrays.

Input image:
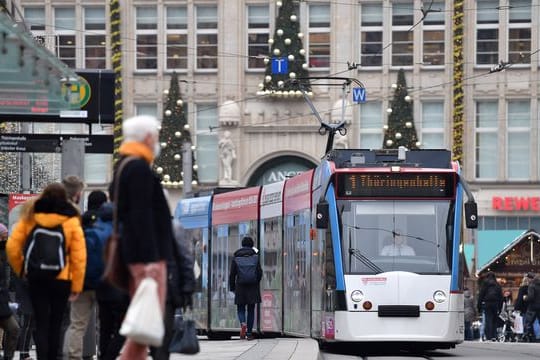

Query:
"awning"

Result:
[[0, 10, 81, 118]]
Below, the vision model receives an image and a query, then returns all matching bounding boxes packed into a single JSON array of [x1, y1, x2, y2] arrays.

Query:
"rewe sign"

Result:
[[492, 196, 540, 211]]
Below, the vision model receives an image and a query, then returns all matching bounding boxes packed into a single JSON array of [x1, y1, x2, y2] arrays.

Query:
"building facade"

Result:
[[10, 0, 540, 264]]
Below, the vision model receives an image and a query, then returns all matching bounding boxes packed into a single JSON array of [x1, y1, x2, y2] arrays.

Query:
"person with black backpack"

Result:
[[6, 183, 86, 360], [229, 236, 262, 340]]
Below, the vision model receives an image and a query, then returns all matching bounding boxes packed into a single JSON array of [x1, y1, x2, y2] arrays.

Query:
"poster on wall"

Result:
[[8, 193, 38, 233]]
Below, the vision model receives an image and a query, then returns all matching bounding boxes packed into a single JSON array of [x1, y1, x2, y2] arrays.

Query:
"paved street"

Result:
[[321, 341, 540, 359]]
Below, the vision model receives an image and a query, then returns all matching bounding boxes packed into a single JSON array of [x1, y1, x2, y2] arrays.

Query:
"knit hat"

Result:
[[0, 223, 7, 236], [87, 191, 107, 211]]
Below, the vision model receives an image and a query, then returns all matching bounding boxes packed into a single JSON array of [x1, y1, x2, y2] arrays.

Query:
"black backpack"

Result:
[[24, 224, 67, 280], [235, 254, 258, 285]]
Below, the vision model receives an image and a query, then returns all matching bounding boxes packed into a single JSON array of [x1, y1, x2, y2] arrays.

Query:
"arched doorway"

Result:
[[246, 155, 317, 186]]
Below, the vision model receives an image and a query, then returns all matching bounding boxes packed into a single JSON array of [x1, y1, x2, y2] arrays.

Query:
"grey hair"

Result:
[[122, 115, 160, 142]]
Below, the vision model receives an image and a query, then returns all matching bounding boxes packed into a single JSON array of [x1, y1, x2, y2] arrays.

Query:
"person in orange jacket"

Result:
[[6, 182, 86, 360]]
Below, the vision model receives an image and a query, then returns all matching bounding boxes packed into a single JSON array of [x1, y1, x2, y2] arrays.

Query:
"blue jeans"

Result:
[[237, 304, 255, 335]]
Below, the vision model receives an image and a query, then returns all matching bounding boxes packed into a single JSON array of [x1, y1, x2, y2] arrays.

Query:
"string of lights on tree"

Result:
[[382, 69, 420, 150], [154, 71, 198, 188], [257, 0, 311, 97]]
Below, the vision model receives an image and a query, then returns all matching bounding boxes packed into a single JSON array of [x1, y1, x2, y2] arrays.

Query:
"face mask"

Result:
[[153, 141, 161, 158]]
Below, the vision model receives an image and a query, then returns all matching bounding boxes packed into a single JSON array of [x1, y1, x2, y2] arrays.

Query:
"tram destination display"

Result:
[[337, 172, 456, 198]]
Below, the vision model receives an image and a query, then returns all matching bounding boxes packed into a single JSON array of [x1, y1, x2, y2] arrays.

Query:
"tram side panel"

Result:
[[210, 188, 261, 333], [283, 170, 314, 337], [259, 181, 285, 334], [174, 196, 211, 332]]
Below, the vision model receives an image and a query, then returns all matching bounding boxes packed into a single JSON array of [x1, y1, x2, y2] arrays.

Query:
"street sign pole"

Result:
[[61, 138, 85, 185]]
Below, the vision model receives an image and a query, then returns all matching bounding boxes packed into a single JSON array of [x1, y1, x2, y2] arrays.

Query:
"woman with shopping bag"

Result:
[[108, 115, 174, 359]]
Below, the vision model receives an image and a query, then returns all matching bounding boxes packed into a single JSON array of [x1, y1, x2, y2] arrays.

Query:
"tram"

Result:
[[175, 148, 478, 349]]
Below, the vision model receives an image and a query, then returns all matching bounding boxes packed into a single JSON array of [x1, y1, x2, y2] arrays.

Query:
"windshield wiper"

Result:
[[348, 227, 383, 273], [344, 224, 440, 248], [349, 248, 383, 274]]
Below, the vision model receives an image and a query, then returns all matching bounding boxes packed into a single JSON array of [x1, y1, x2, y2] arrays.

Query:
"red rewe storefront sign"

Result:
[[492, 196, 540, 211]]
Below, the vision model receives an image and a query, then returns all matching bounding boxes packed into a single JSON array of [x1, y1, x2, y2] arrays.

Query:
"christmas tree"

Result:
[[154, 72, 198, 188], [383, 69, 420, 149], [257, 0, 311, 97]]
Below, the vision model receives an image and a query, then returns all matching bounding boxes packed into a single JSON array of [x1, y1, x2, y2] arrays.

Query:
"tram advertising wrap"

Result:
[[175, 149, 478, 349]]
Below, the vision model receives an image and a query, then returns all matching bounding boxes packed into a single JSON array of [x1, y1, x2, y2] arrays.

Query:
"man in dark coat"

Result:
[[477, 271, 503, 341], [524, 274, 540, 342], [110, 115, 174, 360], [229, 236, 262, 340]]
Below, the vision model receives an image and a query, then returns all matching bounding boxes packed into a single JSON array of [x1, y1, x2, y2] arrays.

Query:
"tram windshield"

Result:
[[339, 200, 454, 274]]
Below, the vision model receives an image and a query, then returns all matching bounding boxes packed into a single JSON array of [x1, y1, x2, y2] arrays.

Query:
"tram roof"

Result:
[[324, 149, 452, 169]]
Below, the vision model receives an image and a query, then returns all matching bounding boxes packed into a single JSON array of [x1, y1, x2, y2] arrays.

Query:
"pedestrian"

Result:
[[12, 275, 34, 360], [476, 271, 503, 341], [229, 236, 262, 340], [524, 274, 540, 342], [59, 175, 85, 359], [0, 224, 20, 360], [515, 273, 533, 341], [95, 202, 129, 360], [464, 287, 476, 341], [150, 219, 195, 360], [65, 190, 109, 360], [110, 115, 173, 360], [6, 183, 86, 360]]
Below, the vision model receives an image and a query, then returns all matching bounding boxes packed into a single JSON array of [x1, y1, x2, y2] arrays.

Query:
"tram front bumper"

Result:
[[333, 310, 464, 343]]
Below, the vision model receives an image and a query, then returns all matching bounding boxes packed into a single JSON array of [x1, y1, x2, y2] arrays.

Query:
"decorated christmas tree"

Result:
[[154, 72, 198, 188], [383, 69, 419, 149], [257, 0, 311, 97]]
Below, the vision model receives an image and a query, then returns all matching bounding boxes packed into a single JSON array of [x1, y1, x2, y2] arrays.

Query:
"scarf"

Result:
[[118, 141, 154, 164]]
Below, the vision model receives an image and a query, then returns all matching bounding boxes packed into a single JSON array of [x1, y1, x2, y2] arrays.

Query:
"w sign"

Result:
[[352, 88, 366, 103]]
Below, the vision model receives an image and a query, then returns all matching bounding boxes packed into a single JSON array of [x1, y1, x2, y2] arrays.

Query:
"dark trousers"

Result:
[[0, 314, 20, 360], [464, 320, 473, 340], [237, 304, 255, 335], [16, 313, 34, 359], [150, 302, 175, 360], [525, 309, 540, 339], [28, 279, 71, 360], [484, 302, 499, 340], [97, 300, 127, 360]]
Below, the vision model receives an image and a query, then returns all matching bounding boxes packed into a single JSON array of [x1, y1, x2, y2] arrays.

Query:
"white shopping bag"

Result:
[[120, 277, 164, 346], [513, 312, 524, 334]]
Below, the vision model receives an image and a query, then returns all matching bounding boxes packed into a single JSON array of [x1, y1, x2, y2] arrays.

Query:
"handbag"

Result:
[[119, 277, 164, 346], [170, 308, 199, 354], [102, 157, 136, 291]]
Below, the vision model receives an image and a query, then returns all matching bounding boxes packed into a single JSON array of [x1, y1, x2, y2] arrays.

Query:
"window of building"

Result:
[[84, 7, 106, 69], [24, 7, 45, 31], [359, 102, 382, 149], [360, 4, 383, 67], [135, 103, 158, 117], [54, 7, 77, 68], [475, 101, 498, 179], [247, 5, 269, 69], [308, 4, 330, 69], [196, 104, 218, 183], [476, 0, 499, 65], [507, 100, 530, 179], [422, 1, 445, 66], [392, 2, 414, 66], [24, 7, 46, 47], [479, 216, 540, 230], [166, 6, 188, 70], [196, 6, 218, 70], [136, 7, 158, 70], [421, 101, 445, 148], [508, 0, 531, 65]]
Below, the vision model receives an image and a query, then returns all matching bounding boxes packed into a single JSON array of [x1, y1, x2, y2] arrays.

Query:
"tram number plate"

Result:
[[378, 305, 420, 317]]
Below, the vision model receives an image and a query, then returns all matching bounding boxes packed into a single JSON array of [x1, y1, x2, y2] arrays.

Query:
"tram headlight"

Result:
[[433, 290, 447, 303], [351, 290, 364, 302]]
